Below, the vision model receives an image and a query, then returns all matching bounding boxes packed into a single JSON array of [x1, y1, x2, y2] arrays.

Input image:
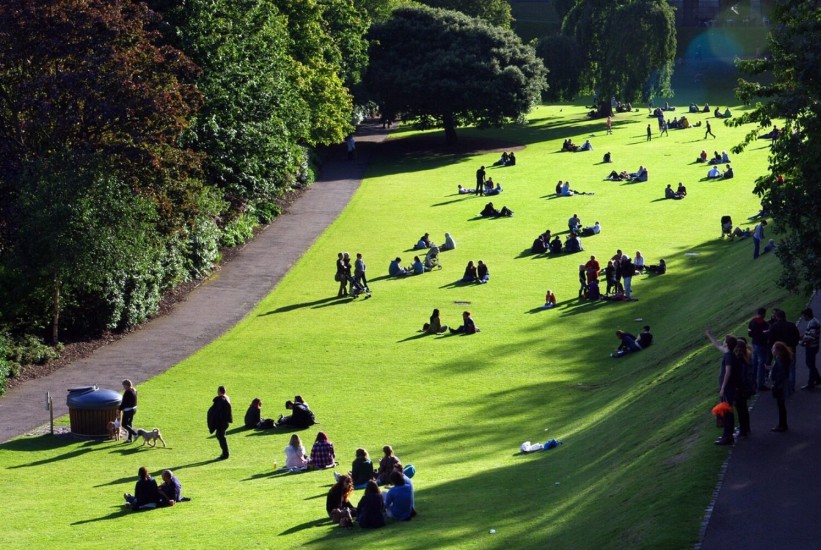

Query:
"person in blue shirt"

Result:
[[384, 470, 415, 521]]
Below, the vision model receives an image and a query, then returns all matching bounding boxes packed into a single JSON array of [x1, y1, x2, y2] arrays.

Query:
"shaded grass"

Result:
[[0, 103, 802, 549]]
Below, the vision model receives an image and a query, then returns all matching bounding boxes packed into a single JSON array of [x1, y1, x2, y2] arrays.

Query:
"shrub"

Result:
[[220, 212, 257, 248]]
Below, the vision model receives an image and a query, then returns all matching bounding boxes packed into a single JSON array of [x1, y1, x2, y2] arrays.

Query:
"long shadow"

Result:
[[431, 197, 473, 207], [278, 517, 331, 536], [71, 505, 130, 526], [94, 459, 217, 488], [242, 468, 304, 481], [1, 433, 100, 453], [261, 296, 345, 315], [397, 332, 430, 343], [7, 445, 99, 468]]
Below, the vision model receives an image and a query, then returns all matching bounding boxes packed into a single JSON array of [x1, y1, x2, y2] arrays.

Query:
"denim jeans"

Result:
[[752, 343, 768, 388]]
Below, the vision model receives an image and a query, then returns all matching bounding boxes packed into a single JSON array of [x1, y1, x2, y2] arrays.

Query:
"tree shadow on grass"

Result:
[[1, 433, 103, 453], [279, 517, 332, 536], [71, 505, 130, 526]]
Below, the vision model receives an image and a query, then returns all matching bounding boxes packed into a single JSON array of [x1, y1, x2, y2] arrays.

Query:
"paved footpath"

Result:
[[699, 291, 821, 549], [0, 122, 388, 444]]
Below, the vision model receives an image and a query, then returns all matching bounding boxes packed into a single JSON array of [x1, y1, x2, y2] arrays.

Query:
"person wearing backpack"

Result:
[[799, 308, 821, 389]]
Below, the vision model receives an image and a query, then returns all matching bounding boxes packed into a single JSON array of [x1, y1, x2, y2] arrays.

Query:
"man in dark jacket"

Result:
[[748, 307, 770, 390], [768, 309, 800, 393], [207, 386, 233, 460], [119, 379, 138, 443]]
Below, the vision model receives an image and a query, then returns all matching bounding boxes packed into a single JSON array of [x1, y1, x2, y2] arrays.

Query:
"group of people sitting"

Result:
[[689, 102, 711, 113], [650, 103, 675, 117], [462, 260, 490, 284], [389, 233, 456, 277], [714, 106, 732, 118], [479, 202, 513, 218], [532, 232, 580, 255], [561, 139, 593, 152], [492, 151, 517, 166], [244, 395, 316, 430], [123, 467, 187, 511], [607, 166, 648, 182], [555, 180, 593, 196], [707, 164, 733, 179], [703, 150, 731, 165], [325, 445, 417, 528], [611, 326, 654, 358], [665, 183, 688, 200]]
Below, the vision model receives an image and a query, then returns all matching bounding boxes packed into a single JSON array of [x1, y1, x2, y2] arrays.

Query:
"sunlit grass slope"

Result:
[[1, 104, 802, 549]]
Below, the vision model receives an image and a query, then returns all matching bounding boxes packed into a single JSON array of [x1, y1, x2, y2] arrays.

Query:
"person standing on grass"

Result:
[[799, 308, 821, 389], [207, 386, 233, 460], [119, 379, 138, 443], [606, 115, 612, 134], [704, 120, 716, 139], [476, 165, 486, 196], [753, 220, 767, 259], [748, 307, 771, 391], [354, 253, 368, 291], [646, 124, 652, 141]]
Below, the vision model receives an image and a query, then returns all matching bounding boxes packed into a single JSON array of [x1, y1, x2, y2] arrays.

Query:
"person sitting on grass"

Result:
[[277, 399, 316, 429], [544, 289, 557, 309], [722, 164, 734, 179], [389, 257, 410, 277], [450, 311, 479, 334], [411, 256, 425, 275], [558, 181, 575, 196], [568, 213, 582, 233], [326, 473, 356, 519], [709, 151, 722, 165], [506, 152, 516, 166], [376, 446, 401, 485], [646, 258, 667, 274], [606, 169, 629, 181], [457, 185, 475, 194], [629, 166, 648, 182], [665, 183, 684, 200], [310, 432, 336, 470], [350, 448, 377, 488], [492, 152, 509, 166], [611, 330, 642, 358], [729, 227, 752, 240], [603, 152, 612, 163], [244, 398, 275, 429], [124, 466, 160, 511], [638, 325, 654, 348], [158, 470, 183, 506], [707, 165, 722, 179], [549, 235, 563, 254], [696, 150, 708, 163], [422, 308, 448, 334], [285, 434, 310, 470], [476, 260, 490, 284], [462, 261, 477, 283], [385, 470, 415, 521], [578, 139, 593, 152], [414, 233, 431, 250], [532, 234, 548, 254], [564, 234, 583, 253], [441, 232, 456, 251], [485, 181, 503, 196], [763, 239, 777, 254], [677, 182, 687, 196], [356, 481, 386, 528]]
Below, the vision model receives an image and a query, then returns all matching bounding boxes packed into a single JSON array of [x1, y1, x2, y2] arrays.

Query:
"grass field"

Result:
[[0, 102, 803, 549]]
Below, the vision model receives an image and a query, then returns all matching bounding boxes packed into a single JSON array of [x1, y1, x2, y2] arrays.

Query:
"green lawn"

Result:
[[1, 104, 802, 549]]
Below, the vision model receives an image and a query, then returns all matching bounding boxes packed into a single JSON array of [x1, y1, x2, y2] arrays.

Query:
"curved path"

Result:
[[0, 122, 389, 444]]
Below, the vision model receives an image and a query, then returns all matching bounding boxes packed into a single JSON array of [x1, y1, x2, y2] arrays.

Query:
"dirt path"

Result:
[[0, 122, 388, 443]]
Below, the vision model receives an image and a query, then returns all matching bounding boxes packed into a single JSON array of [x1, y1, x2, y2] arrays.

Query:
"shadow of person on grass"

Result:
[[260, 296, 343, 315], [279, 517, 331, 536], [71, 505, 130, 525]]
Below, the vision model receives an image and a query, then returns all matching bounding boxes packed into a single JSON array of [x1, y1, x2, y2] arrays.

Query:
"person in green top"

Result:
[[351, 448, 376, 488]]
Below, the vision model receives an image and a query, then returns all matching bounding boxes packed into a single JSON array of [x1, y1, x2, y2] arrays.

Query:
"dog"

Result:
[[107, 418, 122, 441], [134, 428, 167, 448]]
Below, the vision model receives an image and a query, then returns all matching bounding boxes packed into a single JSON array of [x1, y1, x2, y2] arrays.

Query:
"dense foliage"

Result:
[[366, 6, 546, 143], [416, 0, 512, 27], [733, 0, 821, 293], [535, 34, 585, 101], [0, 0, 369, 352], [561, 0, 676, 107]]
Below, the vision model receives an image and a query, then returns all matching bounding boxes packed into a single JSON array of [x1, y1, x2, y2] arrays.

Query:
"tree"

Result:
[[536, 34, 585, 101], [732, 0, 821, 293], [416, 0, 512, 27], [562, 0, 675, 108], [366, 6, 547, 144]]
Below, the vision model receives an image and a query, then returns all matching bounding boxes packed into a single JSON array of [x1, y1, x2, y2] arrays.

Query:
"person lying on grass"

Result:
[[611, 330, 643, 358]]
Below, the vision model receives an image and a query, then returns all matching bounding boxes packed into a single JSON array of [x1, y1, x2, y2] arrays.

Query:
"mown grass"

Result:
[[0, 103, 802, 549]]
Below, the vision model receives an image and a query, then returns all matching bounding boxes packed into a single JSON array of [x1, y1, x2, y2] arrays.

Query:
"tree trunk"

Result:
[[442, 113, 458, 144], [51, 277, 60, 345]]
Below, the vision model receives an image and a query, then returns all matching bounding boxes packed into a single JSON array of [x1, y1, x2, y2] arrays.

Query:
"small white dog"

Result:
[[134, 428, 167, 448]]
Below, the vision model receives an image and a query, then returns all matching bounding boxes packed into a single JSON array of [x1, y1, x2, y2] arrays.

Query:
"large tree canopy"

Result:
[[562, 0, 675, 106], [416, 0, 512, 27], [733, 0, 821, 292], [366, 6, 546, 143]]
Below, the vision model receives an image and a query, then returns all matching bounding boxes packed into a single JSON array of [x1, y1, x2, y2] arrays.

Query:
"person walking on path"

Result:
[[354, 253, 368, 291], [748, 307, 771, 391], [119, 379, 138, 443], [345, 134, 356, 160], [753, 220, 767, 259], [705, 120, 716, 139], [799, 307, 821, 389], [207, 386, 233, 460]]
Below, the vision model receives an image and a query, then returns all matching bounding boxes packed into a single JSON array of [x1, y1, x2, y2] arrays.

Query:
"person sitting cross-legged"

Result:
[[449, 311, 479, 334]]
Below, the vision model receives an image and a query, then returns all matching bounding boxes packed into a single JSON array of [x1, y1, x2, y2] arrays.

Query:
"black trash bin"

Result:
[[66, 385, 122, 437]]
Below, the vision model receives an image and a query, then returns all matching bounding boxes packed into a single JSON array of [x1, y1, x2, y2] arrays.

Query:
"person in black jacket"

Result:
[[767, 309, 800, 393], [119, 379, 138, 443], [356, 480, 386, 528], [277, 399, 316, 429], [124, 466, 160, 510], [207, 386, 233, 460]]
